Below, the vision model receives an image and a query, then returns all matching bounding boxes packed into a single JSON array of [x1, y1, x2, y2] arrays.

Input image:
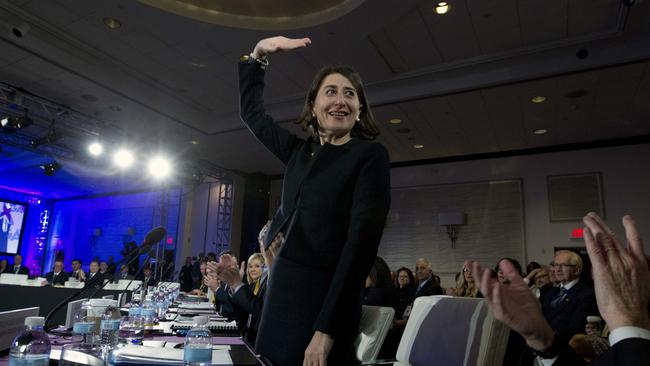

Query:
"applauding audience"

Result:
[[471, 213, 650, 366]]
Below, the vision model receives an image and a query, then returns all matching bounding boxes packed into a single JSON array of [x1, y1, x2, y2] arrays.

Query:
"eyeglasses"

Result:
[[462, 268, 471, 273], [553, 263, 577, 269]]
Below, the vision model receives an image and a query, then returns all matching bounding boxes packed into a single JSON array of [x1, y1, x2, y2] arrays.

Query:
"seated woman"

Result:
[[209, 252, 268, 345], [380, 266, 415, 359], [189, 260, 208, 295], [455, 260, 480, 297]]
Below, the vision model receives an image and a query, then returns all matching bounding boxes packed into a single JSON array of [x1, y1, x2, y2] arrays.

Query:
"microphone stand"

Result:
[[44, 232, 163, 331]]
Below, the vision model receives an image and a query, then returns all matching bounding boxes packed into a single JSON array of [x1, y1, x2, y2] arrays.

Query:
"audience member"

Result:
[[44, 260, 69, 285], [414, 258, 443, 298], [455, 260, 479, 297], [0, 258, 7, 273], [495, 257, 523, 285], [526, 266, 553, 299], [139, 266, 156, 288], [71, 259, 85, 281], [99, 261, 113, 282], [362, 256, 395, 307], [542, 250, 598, 342], [381, 266, 416, 359], [179, 256, 194, 292], [7, 254, 29, 275], [87, 260, 100, 282], [115, 264, 133, 281], [472, 213, 650, 366]]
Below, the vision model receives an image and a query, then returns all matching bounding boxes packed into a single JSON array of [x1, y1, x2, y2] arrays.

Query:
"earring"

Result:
[[356, 116, 360, 122]]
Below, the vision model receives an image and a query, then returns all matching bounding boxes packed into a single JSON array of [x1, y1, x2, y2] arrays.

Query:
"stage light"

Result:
[[40, 162, 61, 176], [88, 142, 103, 156], [148, 156, 171, 179], [113, 149, 134, 168], [435, 2, 450, 14], [1, 115, 32, 133]]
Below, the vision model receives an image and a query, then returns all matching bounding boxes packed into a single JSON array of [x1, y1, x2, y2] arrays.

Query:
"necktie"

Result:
[[550, 287, 568, 308], [14, 266, 19, 274]]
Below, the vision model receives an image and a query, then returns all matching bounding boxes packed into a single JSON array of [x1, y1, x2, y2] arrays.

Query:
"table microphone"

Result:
[[44, 226, 167, 330]]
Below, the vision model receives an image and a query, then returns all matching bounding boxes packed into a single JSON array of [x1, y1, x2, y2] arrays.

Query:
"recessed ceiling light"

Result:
[[103, 17, 122, 30], [434, 2, 450, 14], [88, 142, 103, 156], [534, 129, 548, 135], [389, 118, 402, 125], [190, 140, 199, 145], [531, 96, 546, 104], [413, 144, 425, 149]]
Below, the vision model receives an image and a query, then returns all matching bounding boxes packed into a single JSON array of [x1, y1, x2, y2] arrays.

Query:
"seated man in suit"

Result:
[[45, 260, 69, 285], [542, 250, 599, 343], [115, 264, 134, 281], [7, 254, 29, 275], [99, 261, 113, 282], [414, 258, 443, 298], [70, 259, 85, 281], [138, 266, 156, 288], [86, 260, 100, 282]]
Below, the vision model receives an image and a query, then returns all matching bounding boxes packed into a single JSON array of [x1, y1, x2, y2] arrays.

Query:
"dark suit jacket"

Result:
[[5, 265, 29, 275], [239, 60, 391, 366], [414, 278, 443, 298], [550, 337, 650, 366], [45, 271, 69, 285], [541, 281, 599, 342], [231, 276, 268, 344]]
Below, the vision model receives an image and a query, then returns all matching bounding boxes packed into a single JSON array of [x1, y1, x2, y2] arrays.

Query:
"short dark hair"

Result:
[[296, 65, 380, 140], [72, 259, 82, 264], [495, 257, 523, 276]]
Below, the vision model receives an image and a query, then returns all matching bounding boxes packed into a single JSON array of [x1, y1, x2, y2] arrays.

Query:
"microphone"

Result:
[[44, 226, 167, 330]]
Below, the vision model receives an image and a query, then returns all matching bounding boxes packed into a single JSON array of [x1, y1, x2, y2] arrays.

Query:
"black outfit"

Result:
[[362, 287, 395, 308], [45, 271, 69, 285], [231, 276, 268, 345], [542, 337, 650, 366], [414, 278, 443, 298], [239, 61, 391, 366], [179, 264, 194, 292], [6, 264, 29, 275], [541, 281, 598, 343]]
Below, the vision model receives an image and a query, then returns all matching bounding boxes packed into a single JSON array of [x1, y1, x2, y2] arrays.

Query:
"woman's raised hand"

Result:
[[252, 36, 311, 59]]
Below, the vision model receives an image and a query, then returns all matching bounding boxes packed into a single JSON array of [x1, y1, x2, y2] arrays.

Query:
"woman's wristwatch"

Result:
[[240, 53, 269, 68]]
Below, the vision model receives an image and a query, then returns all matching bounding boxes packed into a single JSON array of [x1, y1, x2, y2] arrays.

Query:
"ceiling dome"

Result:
[[137, 0, 366, 30]]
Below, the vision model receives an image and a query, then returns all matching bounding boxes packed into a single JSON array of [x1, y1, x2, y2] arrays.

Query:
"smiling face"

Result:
[[397, 270, 411, 288], [247, 258, 263, 283], [311, 73, 361, 140]]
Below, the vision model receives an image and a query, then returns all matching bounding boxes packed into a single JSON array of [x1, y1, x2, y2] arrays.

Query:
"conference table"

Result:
[[0, 284, 131, 326], [0, 334, 262, 365]]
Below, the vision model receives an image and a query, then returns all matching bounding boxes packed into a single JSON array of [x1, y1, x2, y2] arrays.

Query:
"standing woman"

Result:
[[239, 36, 391, 366]]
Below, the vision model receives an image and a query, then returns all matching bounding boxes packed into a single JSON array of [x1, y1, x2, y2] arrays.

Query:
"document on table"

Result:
[[111, 345, 233, 365]]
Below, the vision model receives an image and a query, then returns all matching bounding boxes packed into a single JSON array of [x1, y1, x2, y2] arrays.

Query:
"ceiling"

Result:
[[0, 0, 649, 198]]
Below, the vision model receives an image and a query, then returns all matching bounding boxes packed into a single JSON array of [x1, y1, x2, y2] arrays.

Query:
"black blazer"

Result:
[[5, 265, 29, 275], [239, 61, 391, 366], [541, 281, 598, 342], [414, 278, 443, 298], [231, 276, 268, 344], [550, 337, 650, 366], [45, 271, 69, 285]]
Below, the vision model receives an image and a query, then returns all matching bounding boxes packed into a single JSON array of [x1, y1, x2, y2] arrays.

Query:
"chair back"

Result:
[[395, 296, 509, 366], [354, 305, 395, 363]]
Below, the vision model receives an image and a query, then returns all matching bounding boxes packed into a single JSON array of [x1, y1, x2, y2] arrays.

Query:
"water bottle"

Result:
[[141, 295, 156, 327], [100, 306, 120, 348], [9, 316, 51, 366], [183, 316, 212, 366], [73, 301, 95, 345]]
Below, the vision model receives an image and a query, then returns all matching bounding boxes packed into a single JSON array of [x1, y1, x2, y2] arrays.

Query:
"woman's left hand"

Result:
[[303, 331, 334, 366]]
